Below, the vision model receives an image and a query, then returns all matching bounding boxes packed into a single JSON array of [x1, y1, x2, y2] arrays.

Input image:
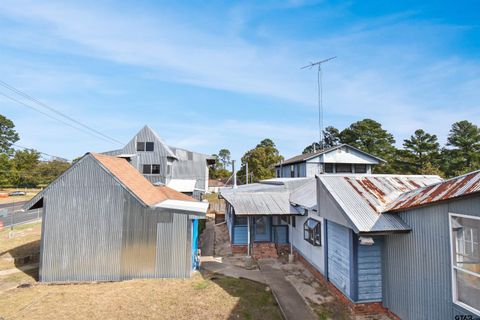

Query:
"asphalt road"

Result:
[[0, 200, 42, 227]]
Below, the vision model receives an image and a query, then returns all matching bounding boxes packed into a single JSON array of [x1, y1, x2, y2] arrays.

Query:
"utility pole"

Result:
[[302, 56, 336, 151], [232, 160, 237, 189]]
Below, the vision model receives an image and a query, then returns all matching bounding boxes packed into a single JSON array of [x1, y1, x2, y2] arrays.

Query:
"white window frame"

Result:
[[449, 212, 480, 316]]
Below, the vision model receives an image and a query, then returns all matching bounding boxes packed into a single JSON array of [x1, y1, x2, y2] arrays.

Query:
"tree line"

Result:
[[210, 118, 480, 183], [0, 114, 71, 188]]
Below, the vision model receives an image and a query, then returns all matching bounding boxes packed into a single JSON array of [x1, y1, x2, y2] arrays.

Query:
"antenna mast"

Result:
[[302, 56, 336, 151]]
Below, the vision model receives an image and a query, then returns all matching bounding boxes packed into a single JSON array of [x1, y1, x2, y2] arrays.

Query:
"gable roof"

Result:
[[277, 144, 386, 166], [386, 170, 480, 212], [24, 153, 207, 215], [318, 174, 442, 233], [92, 153, 195, 205]]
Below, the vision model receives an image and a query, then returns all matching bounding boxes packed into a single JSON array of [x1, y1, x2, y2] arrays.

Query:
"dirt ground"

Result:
[[0, 221, 282, 320]]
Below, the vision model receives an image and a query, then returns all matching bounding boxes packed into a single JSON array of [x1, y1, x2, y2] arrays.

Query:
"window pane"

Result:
[[142, 164, 151, 174], [137, 142, 145, 151], [151, 164, 160, 174], [336, 164, 352, 173], [354, 164, 367, 173], [145, 142, 154, 151], [324, 163, 333, 173], [455, 270, 480, 312], [235, 216, 247, 225], [255, 217, 267, 235], [292, 216, 296, 228], [452, 216, 480, 271]]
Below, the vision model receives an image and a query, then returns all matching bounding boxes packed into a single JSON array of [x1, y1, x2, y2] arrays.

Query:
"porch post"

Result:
[[247, 216, 251, 257]]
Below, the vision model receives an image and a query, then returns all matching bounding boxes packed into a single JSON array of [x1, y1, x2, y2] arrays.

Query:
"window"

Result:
[[152, 164, 160, 174], [235, 216, 248, 226], [304, 218, 321, 246], [142, 164, 151, 174], [137, 142, 145, 151], [145, 142, 154, 151], [354, 164, 367, 173], [142, 164, 161, 174], [290, 165, 295, 177], [281, 216, 289, 224], [450, 214, 480, 315], [137, 142, 154, 151], [291, 216, 296, 228], [187, 151, 193, 161], [336, 164, 352, 173], [276, 169, 280, 178], [324, 163, 334, 173]]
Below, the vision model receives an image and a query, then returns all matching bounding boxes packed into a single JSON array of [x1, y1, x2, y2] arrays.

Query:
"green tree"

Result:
[[302, 126, 341, 154], [397, 129, 441, 175], [238, 138, 283, 183], [218, 149, 231, 169], [209, 153, 232, 180], [442, 120, 480, 176], [339, 119, 396, 173], [0, 114, 20, 155], [0, 153, 13, 186], [11, 149, 40, 187], [36, 160, 71, 186]]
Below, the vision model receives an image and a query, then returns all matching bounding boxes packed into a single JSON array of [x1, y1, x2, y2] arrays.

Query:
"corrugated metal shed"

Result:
[[386, 170, 480, 212], [318, 174, 442, 233]]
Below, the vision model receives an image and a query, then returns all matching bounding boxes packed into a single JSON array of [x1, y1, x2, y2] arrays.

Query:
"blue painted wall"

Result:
[[327, 221, 352, 298], [233, 226, 248, 244], [356, 236, 382, 302], [191, 219, 199, 270]]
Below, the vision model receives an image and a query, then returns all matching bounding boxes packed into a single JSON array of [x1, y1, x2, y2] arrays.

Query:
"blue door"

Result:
[[254, 216, 271, 242]]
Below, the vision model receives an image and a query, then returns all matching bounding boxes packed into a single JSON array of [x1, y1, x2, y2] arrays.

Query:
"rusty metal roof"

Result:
[[386, 170, 480, 212], [318, 174, 442, 232]]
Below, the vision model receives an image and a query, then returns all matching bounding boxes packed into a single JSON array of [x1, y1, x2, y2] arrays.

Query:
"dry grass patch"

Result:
[[0, 222, 41, 271], [0, 272, 282, 320]]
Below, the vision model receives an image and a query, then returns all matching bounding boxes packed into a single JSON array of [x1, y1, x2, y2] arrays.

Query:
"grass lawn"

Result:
[[0, 221, 283, 320]]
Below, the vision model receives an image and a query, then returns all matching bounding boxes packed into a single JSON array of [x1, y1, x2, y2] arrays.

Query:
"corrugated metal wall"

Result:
[[41, 156, 125, 282], [327, 221, 352, 297], [169, 147, 209, 192], [40, 155, 193, 282], [357, 236, 382, 302], [383, 196, 480, 320]]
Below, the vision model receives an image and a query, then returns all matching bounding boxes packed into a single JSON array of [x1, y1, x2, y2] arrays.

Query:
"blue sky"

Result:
[[0, 0, 479, 161]]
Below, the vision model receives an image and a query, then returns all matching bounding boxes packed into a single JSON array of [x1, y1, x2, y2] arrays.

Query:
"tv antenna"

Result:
[[301, 56, 336, 151]]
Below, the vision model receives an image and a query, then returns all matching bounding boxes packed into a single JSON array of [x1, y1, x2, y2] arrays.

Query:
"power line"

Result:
[[0, 80, 124, 145], [11, 143, 70, 161], [0, 91, 120, 146]]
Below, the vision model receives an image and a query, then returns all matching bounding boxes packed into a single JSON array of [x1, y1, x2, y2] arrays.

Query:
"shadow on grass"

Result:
[[0, 240, 40, 282], [199, 269, 282, 320]]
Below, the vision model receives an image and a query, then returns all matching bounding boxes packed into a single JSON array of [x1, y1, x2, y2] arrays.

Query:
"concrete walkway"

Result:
[[258, 259, 317, 320], [201, 257, 266, 284], [199, 215, 215, 256]]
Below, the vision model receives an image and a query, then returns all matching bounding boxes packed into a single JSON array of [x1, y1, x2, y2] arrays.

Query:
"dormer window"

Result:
[[137, 142, 154, 151]]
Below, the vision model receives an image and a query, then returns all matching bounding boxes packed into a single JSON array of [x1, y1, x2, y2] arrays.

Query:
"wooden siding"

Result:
[[383, 195, 480, 320], [327, 221, 352, 297], [357, 237, 382, 302], [291, 212, 325, 274]]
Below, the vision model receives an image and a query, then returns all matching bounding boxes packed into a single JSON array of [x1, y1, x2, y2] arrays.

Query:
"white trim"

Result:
[[449, 212, 480, 316], [153, 199, 208, 215]]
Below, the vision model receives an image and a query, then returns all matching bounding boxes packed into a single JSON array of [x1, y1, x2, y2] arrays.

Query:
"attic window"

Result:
[[304, 218, 321, 246], [354, 164, 367, 173], [145, 142, 154, 151], [336, 164, 352, 173], [143, 164, 161, 174], [324, 163, 334, 173], [137, 142, 154, 151]]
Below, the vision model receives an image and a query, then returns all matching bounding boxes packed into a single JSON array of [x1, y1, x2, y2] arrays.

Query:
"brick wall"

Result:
[[293, 250, 400, 320], [231, 245, 247, 254], [252, 243, 278, 259]]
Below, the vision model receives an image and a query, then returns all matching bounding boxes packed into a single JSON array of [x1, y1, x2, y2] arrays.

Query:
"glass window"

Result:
[[336, 164, 352, 173], [324, 163, 334, 173], [142, 164, 151, 174], [151, 164, 160, 174], [145, 142, 154, 151], [354, 164, 367, 173], [137, 142, 145, 151], [290, 165, 295, 178], [291, 216, 296, 228], [235, 216, 247, 226], [255, 216, 267, 235], [450, 214, 480, 314], [304, 218, 321, 246]]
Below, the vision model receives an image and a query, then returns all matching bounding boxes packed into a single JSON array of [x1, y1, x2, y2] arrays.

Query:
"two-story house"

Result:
[[104, 125, 214, 198], [275, 144, 385, 178]]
